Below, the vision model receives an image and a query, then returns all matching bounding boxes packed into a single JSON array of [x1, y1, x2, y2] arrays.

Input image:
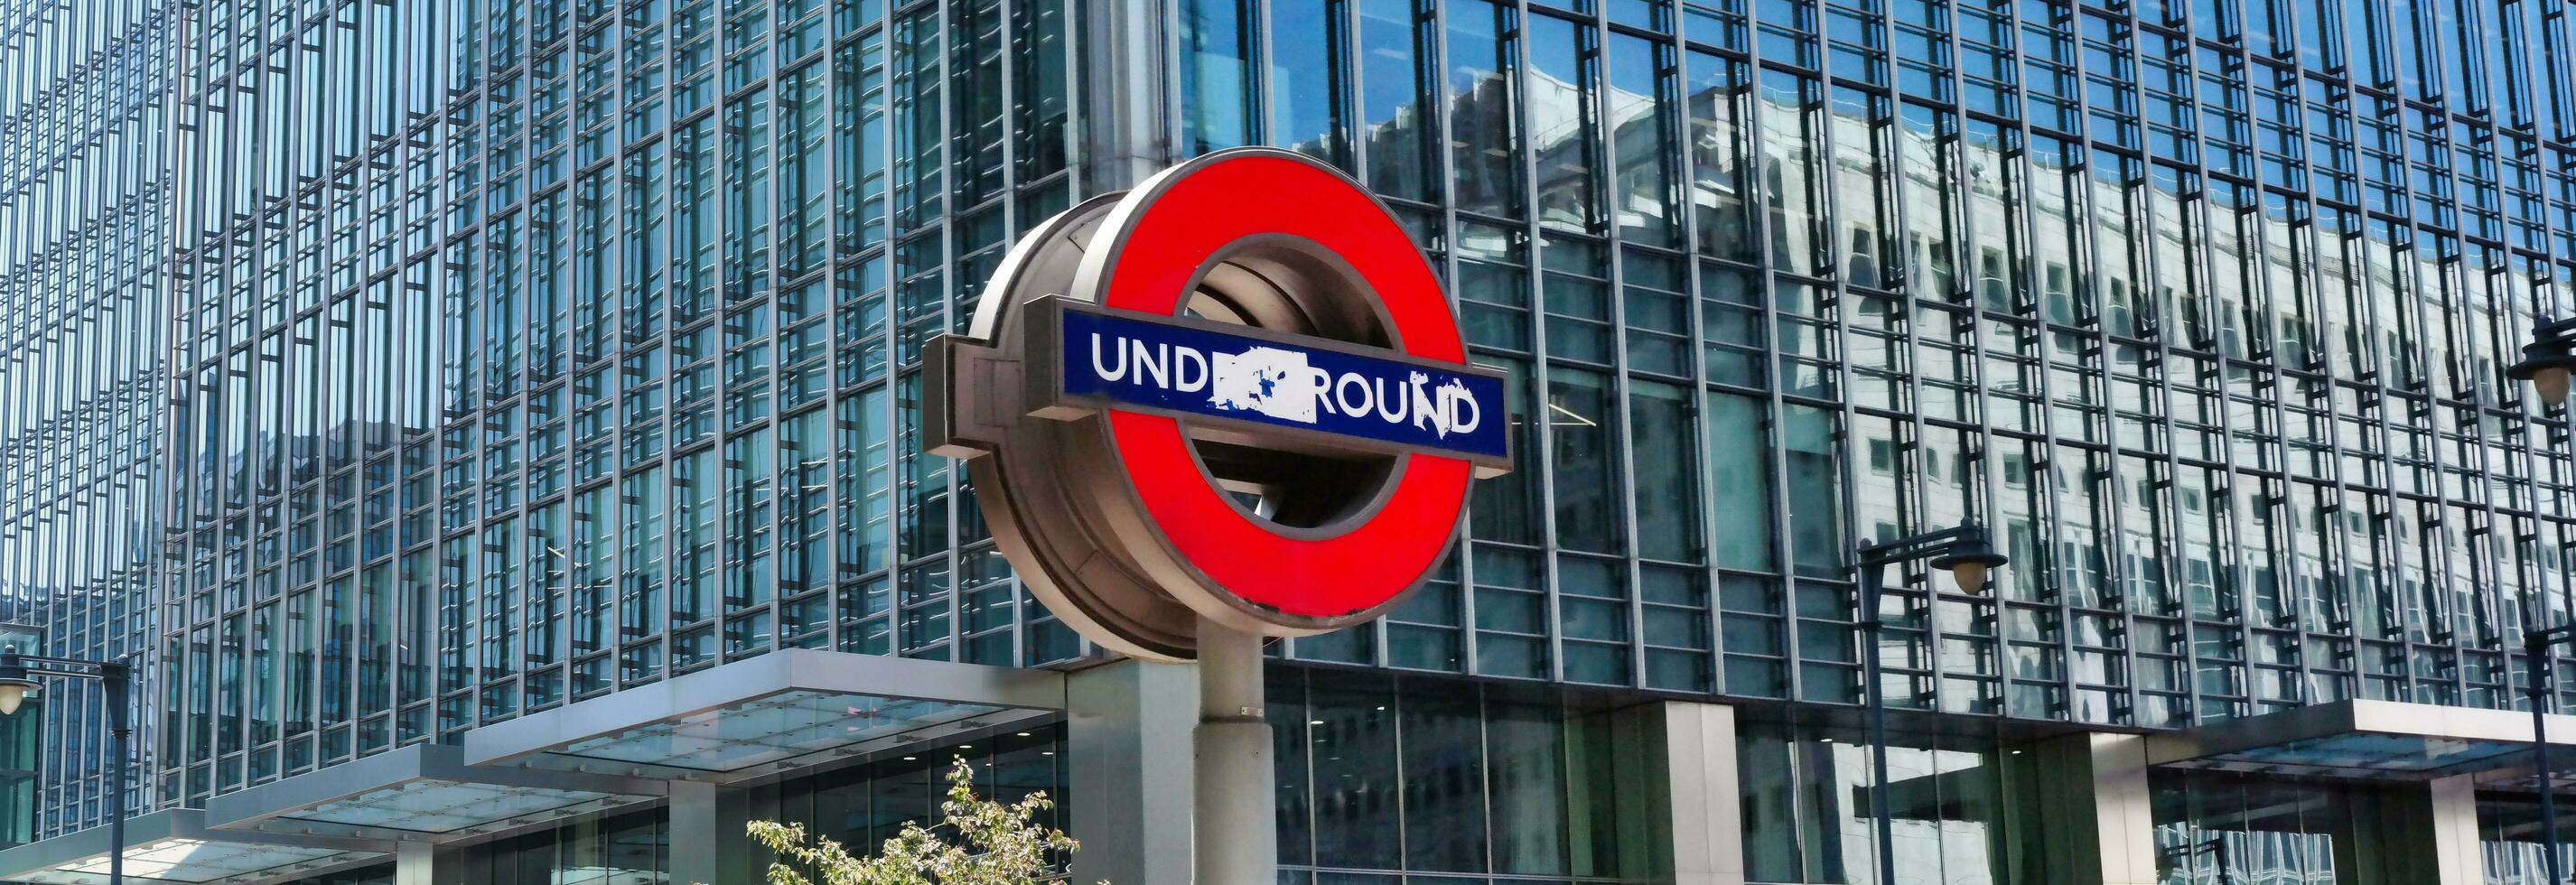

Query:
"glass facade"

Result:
[[2478, 792, 2576, 885], [1264, 669, 1656, 883], [1737, 719, 2060, 884], [146, 0, 1087, 810], [249, 680, 1649, 884], [5, 0, 2576, 880], [1178, 0, 2576, 733], [93, 0, 2576, 786], [0, 0, 168, 843], [2151, 769, 2432, 885], [432, 809, 667, 885], [727, 727, 1067, 883]]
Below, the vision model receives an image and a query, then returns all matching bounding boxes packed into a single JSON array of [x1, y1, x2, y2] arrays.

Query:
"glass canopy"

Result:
[[201, 744, 660, 842], [462, 648, 1063, 783], [2151, 699, 2576, 779], [2160, 731, 2525, 776], [0, 811, 388, 885], [539, 690, 1009, 773], [262, 779, 629, 835], [15, 839, 373, 885]]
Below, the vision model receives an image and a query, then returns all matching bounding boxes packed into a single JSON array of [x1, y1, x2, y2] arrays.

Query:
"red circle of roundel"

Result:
[[1101, 155, 1473, 620]]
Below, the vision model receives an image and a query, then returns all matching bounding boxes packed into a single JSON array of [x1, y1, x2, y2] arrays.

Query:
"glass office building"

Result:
[[3, 0, 2576, 880], [0, 0, 167, 851]]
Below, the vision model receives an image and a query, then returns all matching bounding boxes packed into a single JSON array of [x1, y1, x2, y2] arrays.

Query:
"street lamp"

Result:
[[2515, 316, 2576, 884], [1854, 522, 2008, 885], [0, 645, 133, 885], [2506, 316, 2576, 407]]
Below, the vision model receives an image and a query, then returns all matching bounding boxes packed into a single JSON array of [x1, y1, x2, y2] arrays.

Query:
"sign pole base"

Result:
[[1194, 619, 1277, 884]]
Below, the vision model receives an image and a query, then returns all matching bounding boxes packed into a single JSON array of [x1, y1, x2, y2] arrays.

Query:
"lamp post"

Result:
[[0, 646, 132, 885], [2512, 315, 2576, 885], [1853, 522, 2007, 885], [2525, 626, 2574, 885]]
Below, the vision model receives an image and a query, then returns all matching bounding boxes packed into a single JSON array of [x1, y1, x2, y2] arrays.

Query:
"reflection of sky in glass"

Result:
[[1264, 0, 1339, 152]]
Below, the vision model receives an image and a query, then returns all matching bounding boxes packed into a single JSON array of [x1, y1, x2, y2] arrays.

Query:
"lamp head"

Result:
[[1927, 523, 2010, 594], [2536, 366, 2572, 407], [2508, 319, 2576, 406], [0, 650, 32, 717]]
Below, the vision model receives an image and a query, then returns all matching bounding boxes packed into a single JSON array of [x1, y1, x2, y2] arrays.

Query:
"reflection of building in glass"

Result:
[[3, 0, 2576, 882]]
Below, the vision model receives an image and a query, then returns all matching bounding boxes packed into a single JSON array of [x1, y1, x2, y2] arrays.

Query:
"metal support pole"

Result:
[[104, 662, 128, 885], [1862, 569, 1898, 885], [2535, 632, 2565, 885], [1194, 619, 1275, 885]]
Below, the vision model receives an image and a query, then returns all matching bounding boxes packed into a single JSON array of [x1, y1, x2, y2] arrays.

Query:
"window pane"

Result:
[[1527, 14, 1601, 232], [1547, 367, 1627, 553], [1783, 403, 1847, 577], [1631, 380, 1703, 562]]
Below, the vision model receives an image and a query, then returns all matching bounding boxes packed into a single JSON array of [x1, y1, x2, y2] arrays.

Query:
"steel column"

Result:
[[1862, 569, 1898, 885], [2535, 629, 2566, 885], [104, 664, 126, 885], [1193, 620, 1275, 884]]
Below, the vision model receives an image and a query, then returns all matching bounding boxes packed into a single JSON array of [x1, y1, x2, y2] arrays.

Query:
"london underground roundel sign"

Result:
[[926, 148, 1511, 662]]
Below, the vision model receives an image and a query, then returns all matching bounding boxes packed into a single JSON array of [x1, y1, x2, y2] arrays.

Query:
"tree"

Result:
[[738, 757, 1096, 885]]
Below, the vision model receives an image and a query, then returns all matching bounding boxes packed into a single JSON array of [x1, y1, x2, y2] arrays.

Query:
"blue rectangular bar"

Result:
[[1055, 306, 1511, 462]]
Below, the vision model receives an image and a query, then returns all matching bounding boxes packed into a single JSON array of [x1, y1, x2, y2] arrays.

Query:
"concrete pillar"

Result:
[[1065, 659, 1197, 885], [1656, 702, 1749, 885], [2011, 731, 2160, 885], [391, 841, 434, 885], [2422, 775, 2486, 885], [667, 780, 753, 885], [1575, 701, 1745, 885], [2085, 733, 2161, 885]]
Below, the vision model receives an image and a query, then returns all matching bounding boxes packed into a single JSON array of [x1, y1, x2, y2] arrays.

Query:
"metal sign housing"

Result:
[[925, 148, 1511, 661]]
